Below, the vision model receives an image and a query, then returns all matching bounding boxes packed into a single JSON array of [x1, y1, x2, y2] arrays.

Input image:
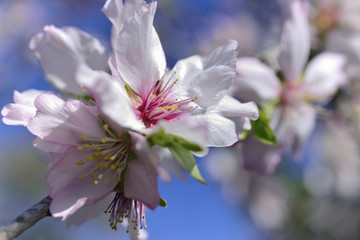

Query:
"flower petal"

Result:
[[155, 119, 209, 157], [111, 1, 166, 96], [27, 93, 104, 146], [303, 52, 346, 103], [77, 65, 144, 133], [65, 194, 114, 227], [187, 114, 238, 147], [48, 147, 117, 221], [1, 89, 45, 126], [232, 58, 281, 104], [278, 1, 310, 82], [124, 132, 160, 209], [173, 40, 238, 108], [29, 25, 108, 95]]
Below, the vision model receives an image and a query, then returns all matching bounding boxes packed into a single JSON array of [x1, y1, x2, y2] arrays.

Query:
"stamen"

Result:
[[105, 192, 147, 234]]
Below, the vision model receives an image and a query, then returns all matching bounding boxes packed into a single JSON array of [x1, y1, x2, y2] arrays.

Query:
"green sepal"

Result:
[[147, 130, 207, 184], [159, 197, 167, 208], [251, 107, 277, 146]]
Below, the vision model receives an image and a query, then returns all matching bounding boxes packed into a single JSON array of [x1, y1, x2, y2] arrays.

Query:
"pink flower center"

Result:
[[105, 192, 147, 233], [128, 71, 198, 128]]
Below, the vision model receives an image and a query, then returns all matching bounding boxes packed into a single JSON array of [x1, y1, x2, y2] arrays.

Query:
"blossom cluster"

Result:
[[1, 0, 258, 236], [1, 0, 354, 238]]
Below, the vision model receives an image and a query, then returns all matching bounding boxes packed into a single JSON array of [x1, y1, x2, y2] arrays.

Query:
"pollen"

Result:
[[75, 127, 131, 188]]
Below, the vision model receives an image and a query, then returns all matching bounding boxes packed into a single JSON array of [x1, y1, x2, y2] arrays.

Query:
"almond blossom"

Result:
[[1, 0, 258, 237], [232, 0, 346, 174], [30, 0, 259, 148]]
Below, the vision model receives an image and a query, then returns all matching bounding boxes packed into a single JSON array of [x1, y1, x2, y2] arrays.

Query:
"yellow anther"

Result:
[[94, 180, 98, 185], [77, 146, 84, 151], [101, 163, 109, 168], [86, 155, 94, 161], [98, 174, 103, 179], [96, 167, 101, 172], [103, 124, 109, 131], [115, 177, 121, 182], [195, 94, 199, 100], [80, 136, 87, 141], [166, 69, 169, 72], [83, 144, 90, 148], [100, 137, 108, 143], [90, 173, 96, 178], [78, 174, 85, 178], [105, 179, 109, 183], [110, 164, 116, 170], [82, 89, 86, 93], [76, 160, 84, 165], [109, 156, 115, 161]]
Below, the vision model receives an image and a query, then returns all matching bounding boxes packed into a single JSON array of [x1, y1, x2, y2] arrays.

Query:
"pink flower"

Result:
[[25, 93, 160, 231], [30, 0, 258, 148], [232, 0, 347, 174]]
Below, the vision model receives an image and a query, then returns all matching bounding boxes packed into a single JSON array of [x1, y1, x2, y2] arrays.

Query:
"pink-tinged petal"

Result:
[[77, 65, 144, 133], [187, 114, 238, 147], [29, 25, 108, 95], [49, 147, 117, 221], [303, 52, 347, 103], [155, 119, 209, 157], [1, 89, 46, 126], [65, 194, 114, 227], [32, 138, 69, 154], [102, 0, 145, 29], [173, 40, 238, 108], [278, 1, 310, 82], [125, 132, 160, 209], [111, 1, 166, 96], [232, 58, 281, 104], [27, 93, 104, 146], [242, 134, 283, 175]]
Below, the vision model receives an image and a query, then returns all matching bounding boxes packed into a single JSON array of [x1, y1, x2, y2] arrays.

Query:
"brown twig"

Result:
[[0, 196, 52, 240]]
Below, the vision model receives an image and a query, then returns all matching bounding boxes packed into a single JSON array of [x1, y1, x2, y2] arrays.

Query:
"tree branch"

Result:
[[0, 196, 52, 240]]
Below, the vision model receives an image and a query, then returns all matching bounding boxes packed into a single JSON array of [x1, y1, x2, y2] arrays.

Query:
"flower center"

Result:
[[105, 192, 147, 233], [75, 123, 131, 185], [127, 71, 198, 128]]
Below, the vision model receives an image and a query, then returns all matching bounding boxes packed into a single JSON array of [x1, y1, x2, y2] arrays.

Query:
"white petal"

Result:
[[112, 1, 166, 96], [187, 114, 238, 147], [232, 58, 281, 104], [278, 1, 310, 82], [27, 93, 104, 146], [172, 40, 238, 108], [29, 25, 108, 95], [303, 52, 346, 103], [155, 119, 209, 157], [77, 65, 144, 133], [212, 95, 258, 120], [1, 89, 45, 126]]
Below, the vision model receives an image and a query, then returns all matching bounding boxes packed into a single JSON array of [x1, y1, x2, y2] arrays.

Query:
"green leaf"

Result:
[[159, 197, 167, 208], [251, 108, 277, 146], [147, 130, 203, 152], [147, 130, 207, 184], [169, 144, 207, 184]]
